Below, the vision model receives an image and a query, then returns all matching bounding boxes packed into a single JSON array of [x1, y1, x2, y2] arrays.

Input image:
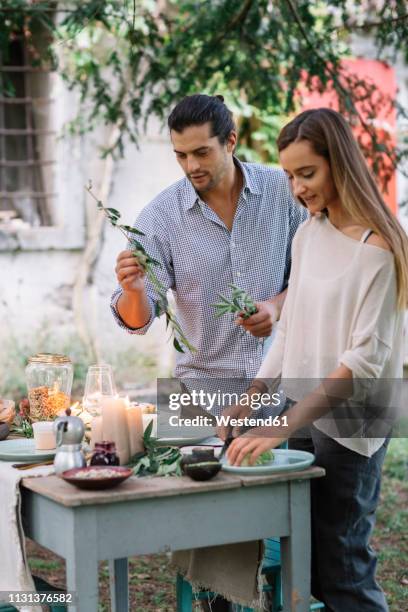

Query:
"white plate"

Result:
[[0, 439, 56, 462], [220, 449, 315, 475]]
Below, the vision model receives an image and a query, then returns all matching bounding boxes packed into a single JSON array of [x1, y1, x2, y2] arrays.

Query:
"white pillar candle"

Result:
[[126, 404, 144, 457], [90, 416, 103, 450], [101, 397, 130, 465], [32, 421, 56, 450]]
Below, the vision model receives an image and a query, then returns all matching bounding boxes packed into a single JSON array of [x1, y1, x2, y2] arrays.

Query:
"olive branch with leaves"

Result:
[[212, 284, 257, 319], [86, 181, 195, 354]]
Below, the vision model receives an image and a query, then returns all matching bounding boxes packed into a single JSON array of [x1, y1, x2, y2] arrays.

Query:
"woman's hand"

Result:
[[226, 431, 287, 466]]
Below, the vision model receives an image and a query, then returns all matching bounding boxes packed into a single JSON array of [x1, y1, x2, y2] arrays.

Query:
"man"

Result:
[[112, 94, 307, 384], [111, 93, 306, 612]]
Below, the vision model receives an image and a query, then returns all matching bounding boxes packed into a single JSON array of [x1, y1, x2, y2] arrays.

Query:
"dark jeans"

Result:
[[289, 427, 389, 612]]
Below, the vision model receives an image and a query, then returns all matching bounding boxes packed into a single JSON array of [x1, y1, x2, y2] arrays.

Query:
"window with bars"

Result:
[[0, 30, 56, 227]]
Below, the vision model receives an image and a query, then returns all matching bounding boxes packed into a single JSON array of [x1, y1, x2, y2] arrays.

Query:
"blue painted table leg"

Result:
[[176, 574, 193, 612], [280, 481, 311, 612], [65, 510, 99, 612], [65, 546, 98, 612], [109, 558, 129, 612]]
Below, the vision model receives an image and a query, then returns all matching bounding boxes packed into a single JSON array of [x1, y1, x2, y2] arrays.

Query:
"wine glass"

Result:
[[82, 364, 116, 416]]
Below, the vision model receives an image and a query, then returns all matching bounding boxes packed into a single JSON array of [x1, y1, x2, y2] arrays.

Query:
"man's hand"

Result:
[[216, 403, 252, 441], [235, 301, 278, 337], [115, 250, 146, 293], [226, 431, 286, 466]]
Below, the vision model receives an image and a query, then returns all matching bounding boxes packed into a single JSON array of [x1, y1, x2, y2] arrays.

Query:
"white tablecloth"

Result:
[[0, 460, 54, 612]]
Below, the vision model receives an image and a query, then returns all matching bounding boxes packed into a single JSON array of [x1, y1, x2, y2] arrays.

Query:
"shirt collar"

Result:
[[234, 156, 261, 196], [183, 156, 261, 210]]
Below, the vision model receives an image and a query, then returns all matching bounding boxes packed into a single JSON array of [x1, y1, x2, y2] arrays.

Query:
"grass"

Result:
[[372, 438, 408, 612], [26, 438, 408, 611]]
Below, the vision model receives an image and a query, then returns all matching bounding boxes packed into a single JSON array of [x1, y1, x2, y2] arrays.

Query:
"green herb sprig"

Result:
[[128, 420, 182, 477], [87, 181, 195, 354], [10, 419, 34, 438], [212, 284, 257, 319], [241, 449, 274, 467]]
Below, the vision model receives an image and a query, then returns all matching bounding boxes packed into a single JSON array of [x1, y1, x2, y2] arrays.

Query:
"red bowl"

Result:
[[61, 466, 133, 490]]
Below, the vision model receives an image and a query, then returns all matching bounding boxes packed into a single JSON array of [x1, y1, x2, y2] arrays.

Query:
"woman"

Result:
[[226, 108, 408, 611]]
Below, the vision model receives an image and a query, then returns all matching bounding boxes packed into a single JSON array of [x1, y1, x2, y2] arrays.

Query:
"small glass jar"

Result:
[[25, 353, 73, 422], [90, 441, 120, 466]]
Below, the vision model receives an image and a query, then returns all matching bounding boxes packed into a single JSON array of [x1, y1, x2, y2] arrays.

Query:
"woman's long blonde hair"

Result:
[[277, 108, 408, 308]]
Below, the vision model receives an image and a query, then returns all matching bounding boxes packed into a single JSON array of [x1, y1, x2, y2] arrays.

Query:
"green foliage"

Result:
[[0, 1, 407, 184], [218, 94, 286, 165], [29, 558, 63, 572], [128, 421, 182, 477]]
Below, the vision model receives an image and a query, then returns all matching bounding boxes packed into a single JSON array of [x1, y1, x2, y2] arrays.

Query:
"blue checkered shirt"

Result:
[[111, 158, 307, 380]]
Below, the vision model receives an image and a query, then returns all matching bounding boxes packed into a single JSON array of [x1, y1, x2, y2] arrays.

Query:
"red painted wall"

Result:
[[300, 59, 397, 213]]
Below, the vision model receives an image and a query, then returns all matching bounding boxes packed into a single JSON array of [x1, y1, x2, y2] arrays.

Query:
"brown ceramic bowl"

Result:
[[61, 466, 133, 490]]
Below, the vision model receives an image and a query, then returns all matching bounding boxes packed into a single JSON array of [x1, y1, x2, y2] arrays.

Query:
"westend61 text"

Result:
[[169, 415, 289, 428]]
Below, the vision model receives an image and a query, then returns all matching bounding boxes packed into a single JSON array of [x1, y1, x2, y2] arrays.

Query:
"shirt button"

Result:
[[231, 242, 235, 248], [236, 271, 241, 277], [249, 358, 254, 365]]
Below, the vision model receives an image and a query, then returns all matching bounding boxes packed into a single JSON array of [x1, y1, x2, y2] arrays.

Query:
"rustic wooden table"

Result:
[[21, 466, 325, 612]]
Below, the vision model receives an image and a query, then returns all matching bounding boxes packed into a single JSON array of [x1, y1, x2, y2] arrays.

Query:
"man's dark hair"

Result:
[[168, 94, 236, 144]]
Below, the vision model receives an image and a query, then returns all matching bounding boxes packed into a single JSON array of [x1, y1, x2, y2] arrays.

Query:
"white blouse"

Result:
[[257, 214, 404, 456]]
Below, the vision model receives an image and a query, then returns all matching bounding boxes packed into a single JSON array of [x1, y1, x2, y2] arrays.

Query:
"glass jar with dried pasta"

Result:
[[25, 354, 73, 421]]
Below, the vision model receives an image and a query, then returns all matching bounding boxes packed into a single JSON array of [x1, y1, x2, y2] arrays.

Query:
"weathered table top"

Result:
[[22, 466, 325, 507]]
